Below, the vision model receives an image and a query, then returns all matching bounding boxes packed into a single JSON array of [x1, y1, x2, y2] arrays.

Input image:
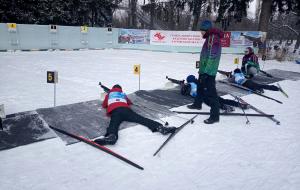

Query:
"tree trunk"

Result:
[[150, 0, 155, 29], [192, 1, 202, 31], [258, 0, 272, 33], [168, 1, 175, 30], [130, 0, 137, 28], [258, 0, 272, 55]]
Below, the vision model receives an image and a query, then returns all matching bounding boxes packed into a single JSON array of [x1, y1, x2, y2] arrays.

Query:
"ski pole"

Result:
[[230, 94, 250, 125], [134, 102, 193, 123], [153, 114, 199, 156]]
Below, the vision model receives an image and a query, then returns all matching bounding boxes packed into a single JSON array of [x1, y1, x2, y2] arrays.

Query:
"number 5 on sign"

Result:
[[133, 64, 140, 75]]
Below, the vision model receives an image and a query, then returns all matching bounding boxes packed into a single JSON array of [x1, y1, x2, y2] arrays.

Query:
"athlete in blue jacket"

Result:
[[181, 75, 249, 111]]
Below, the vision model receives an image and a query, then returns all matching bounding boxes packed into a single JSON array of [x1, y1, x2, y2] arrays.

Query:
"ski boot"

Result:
[[94, 134, 118, 145], [157, 125, 177, 135], [204, 117, 219, 124], [255, 89, 264, 94], [221, 104, 235, 113], [187, 104, 202, 110]]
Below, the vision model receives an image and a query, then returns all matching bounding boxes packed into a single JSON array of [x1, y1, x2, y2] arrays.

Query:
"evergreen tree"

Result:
[[0, 0, 119, 26]]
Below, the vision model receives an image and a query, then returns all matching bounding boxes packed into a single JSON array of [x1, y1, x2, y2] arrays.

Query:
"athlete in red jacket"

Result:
[[95, 84, 176, 145]]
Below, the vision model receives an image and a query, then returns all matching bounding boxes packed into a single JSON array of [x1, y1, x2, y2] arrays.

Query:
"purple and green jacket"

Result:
[[199, 28, 223, 76]]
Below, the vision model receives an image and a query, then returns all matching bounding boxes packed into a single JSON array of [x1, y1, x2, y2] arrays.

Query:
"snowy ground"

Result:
[[0, 49, 300, 190]]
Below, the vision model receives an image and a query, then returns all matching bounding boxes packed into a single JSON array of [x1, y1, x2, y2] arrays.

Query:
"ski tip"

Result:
[[166, 76, 168, 79]]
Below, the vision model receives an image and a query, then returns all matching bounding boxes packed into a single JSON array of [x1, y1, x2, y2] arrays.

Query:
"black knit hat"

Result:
[[112, 84, 122, 89]]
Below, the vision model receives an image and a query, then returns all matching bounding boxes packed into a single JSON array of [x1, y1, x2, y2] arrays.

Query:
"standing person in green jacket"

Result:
[[188, 20, 223, 124]]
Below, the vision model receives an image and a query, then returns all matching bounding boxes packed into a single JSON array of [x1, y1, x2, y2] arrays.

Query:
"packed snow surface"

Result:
[[0, 49, 300, 190]]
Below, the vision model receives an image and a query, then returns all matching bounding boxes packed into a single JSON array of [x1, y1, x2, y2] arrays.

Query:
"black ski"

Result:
[[49, 126, 144, 170], [230, 95, 280, 125], [153, 114, 198, 156], [173, 111, 274, 117], [166, 76, 185, 85], [218, 80, 283, 104], [260, 70, 273, 78]]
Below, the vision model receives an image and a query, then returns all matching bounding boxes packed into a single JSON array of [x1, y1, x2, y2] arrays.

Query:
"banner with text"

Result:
[[230, 31, 266, 48], [150, 30, 205, 47], [118, 29, 150, 44], [221, 31, 231, 47]]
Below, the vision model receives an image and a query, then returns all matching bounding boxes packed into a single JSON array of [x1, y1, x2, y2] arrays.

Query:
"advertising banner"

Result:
[[118, 29, 150, 44], [230, 31, 266, 48], [150, 30, 205, 46], [221, 31, 231, 47]]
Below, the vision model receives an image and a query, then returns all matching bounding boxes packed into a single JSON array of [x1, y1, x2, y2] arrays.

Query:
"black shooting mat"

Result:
[[37, 94, 173, 144], [135, 87, 194, 108], [0, 111, 56, 151]]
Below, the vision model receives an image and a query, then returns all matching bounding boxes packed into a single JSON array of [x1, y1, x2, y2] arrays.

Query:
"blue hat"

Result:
[[186, 75, 196, 83], [200, 20, 212, 31]]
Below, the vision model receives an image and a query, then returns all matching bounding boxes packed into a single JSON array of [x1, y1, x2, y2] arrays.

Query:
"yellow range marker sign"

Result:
[[133, 65, 140, 75], [234, 58, 239, 64], [7, 23, 17, 29]]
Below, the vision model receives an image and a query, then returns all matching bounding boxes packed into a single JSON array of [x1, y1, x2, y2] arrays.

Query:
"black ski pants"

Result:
[[202, 97, 239, 109], [106, 107, 162, 137], [194, 74, 220, 120], [218, 97, 240, 108], [243, 80, 279, 91]]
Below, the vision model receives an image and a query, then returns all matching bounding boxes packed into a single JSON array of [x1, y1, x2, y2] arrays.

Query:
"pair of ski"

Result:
[[173, 111, 274, 118], [166, 76, 281, 124], [218, 80, 284, 104], [50, 114, 197, 170], [230, 95, 281, 125]]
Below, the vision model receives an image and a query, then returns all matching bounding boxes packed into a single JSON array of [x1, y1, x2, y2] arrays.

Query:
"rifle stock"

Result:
[[98, 82, 110, 93]]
